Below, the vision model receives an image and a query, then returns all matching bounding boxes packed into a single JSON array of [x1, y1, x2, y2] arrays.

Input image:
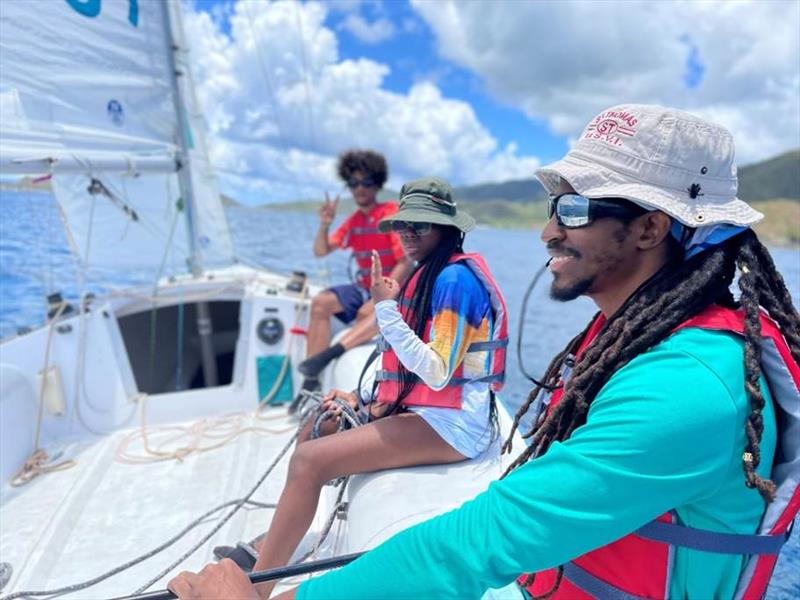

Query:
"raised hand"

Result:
[[319, 191, 339, 226], [370, 249, 400, 302]]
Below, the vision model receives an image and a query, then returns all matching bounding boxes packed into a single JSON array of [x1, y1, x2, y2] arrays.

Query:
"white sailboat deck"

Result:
[[0, 409, 330, 598], [1, 406, 511, 599]]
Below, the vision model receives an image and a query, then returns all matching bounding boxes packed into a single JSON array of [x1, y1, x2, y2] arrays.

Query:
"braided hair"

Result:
[[505, 229, 799, 596], [382, 225, 464, 413]]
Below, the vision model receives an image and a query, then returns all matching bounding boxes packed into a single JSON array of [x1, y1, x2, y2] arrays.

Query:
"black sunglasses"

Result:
[[347, 177, 377, 189], [547, 193, 646, 228], [390, 221, 433, 235]]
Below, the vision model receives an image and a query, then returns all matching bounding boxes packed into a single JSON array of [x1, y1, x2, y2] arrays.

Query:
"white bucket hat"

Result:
[[535, 104, 763, 228]]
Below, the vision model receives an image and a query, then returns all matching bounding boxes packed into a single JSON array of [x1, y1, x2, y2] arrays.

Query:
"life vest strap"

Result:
[[375, 370, 504, 386], [376, 335, 390, 352], [636, 517, 790, 555], [466, 339, 509, 351], [353, 249, 393, 258], [356, 267, 393, 278], [563, 562, 648, 600], [376, 338, 508, 354]]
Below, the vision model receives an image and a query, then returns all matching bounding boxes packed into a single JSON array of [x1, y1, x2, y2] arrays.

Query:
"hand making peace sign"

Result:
[[370, 249, 401, 302], [319, 191, 339, 226]]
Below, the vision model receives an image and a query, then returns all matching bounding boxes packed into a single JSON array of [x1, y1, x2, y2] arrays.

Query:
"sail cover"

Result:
[[0, 0, 234, 272]]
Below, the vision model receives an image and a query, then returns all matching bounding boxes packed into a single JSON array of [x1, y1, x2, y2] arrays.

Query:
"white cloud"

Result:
[[411, 0, 800, 164], [340, 14, 395, 44], [183, 0, 540, 203]]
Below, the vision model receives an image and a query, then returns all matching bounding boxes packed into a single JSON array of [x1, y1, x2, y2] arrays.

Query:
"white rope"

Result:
[[114, 276, 310, 463], [9, 303, 77, 487], [115, 399, 294, 465], [0, 399, 361, 599]]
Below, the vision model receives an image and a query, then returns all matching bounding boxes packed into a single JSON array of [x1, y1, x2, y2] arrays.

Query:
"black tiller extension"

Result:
[[113, 552, 364, 600]]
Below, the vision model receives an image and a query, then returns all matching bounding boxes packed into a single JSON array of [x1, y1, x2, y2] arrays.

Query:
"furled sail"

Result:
[[0, 0, 233, 272]]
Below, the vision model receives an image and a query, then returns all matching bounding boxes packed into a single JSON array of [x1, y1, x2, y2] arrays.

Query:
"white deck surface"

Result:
[[1, 402, 514, 600], [0, 409, 334, 598]]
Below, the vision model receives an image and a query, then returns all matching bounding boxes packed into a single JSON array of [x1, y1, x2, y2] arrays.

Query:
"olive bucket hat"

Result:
[[378, 176, 476, 233]]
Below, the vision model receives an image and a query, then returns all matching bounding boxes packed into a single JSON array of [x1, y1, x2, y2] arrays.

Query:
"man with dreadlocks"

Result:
[[168, 106, 799, 600]]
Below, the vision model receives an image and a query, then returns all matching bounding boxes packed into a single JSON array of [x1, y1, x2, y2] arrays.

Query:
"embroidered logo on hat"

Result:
[[534, 104, 764, 228], [584, 110, 639, 147]]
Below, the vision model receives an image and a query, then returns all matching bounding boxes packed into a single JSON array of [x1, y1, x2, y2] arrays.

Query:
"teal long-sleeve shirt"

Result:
[[297, 327, 777, 599]]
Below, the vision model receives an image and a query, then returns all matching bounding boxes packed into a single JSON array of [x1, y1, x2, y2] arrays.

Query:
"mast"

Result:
[[162, 0, 203, 277], [162, 0, 219, 387]]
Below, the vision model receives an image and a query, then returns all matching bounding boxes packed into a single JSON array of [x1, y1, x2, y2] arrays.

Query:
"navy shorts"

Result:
[[329, 283, 370, 324]]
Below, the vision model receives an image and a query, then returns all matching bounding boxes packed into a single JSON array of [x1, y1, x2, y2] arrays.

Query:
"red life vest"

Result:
[[335, 202, 401, 289], [519, 305, 800, 600], [374, 253, 509, 409]]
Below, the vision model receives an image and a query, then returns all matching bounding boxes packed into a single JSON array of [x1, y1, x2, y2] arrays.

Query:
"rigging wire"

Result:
[[517, 261, 560, 391], [241, 0, 305, 200], [293, 1, 318, 149]]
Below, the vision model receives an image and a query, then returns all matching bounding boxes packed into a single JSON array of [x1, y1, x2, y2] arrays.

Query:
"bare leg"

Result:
[[338, 300, 379, 351], [253, 413, 465, 598], [305, 291, 343, 357]]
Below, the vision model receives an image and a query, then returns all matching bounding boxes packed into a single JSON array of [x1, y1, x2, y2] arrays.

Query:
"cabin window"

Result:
[[117, 301, 240, 394]]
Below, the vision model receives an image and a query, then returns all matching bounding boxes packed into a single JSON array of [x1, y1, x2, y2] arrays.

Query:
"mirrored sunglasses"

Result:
[[390, 221, 433, 235], [547, 193, 645, 228]]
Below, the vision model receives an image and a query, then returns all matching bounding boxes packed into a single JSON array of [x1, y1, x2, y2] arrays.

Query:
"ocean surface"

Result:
[[1, 190, 798, 596]]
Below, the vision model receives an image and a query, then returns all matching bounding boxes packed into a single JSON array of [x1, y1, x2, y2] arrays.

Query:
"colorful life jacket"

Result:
[[374, 253, 509, 409], [519, 305, 800, 600], [340, 203, 400, 289]]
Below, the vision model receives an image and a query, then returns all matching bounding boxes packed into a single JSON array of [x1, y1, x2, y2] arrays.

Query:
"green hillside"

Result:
[[451, 150, 800, 204], [454, 178, 547, 203], [737, 150, 800, 202]]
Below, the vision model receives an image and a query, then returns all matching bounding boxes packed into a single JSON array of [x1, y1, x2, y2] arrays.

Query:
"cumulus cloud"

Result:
[[183, 0, 539, 204], [411, 0, 800, 164], [340, 14, 395, 44]]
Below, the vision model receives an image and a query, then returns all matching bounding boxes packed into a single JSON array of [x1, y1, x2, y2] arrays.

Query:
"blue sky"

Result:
[[194, 0, 568, 163], [184, 0, 799, 204]]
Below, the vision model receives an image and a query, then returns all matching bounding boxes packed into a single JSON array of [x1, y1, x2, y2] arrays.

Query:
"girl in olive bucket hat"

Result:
[[199, 177, 509, 599]]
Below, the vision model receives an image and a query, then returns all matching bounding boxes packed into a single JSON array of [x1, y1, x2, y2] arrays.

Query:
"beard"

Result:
[[549, 275, 593, 302]]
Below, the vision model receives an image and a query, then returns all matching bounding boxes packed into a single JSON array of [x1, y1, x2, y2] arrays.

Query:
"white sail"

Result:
[[0, 0, 234, 271], [0, 0, 176, 169], [164, 0, 235, 272]]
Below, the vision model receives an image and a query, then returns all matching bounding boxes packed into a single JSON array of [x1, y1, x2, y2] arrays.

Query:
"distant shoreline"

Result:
[[3, 182, 797, 248], [254, 197, 800, 248]]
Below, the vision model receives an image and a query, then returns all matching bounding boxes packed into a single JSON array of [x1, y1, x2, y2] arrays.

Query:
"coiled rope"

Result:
[[0, 393, 362, 600], [9, 302, 77, 487], [115, 279, 309, 465]]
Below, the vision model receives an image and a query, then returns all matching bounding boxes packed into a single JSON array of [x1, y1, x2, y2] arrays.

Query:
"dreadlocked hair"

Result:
[[381, 225, 464, 415], [503, 229, 799, 508]]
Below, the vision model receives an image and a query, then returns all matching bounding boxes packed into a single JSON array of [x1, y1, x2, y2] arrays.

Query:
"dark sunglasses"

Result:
[[347, 177, 376, 189], [547, 193, 646, 228], [390, 221, 433, 235]]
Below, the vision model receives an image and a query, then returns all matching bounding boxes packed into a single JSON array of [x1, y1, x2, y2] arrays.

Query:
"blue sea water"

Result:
[[1, 191, 798, 596]]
